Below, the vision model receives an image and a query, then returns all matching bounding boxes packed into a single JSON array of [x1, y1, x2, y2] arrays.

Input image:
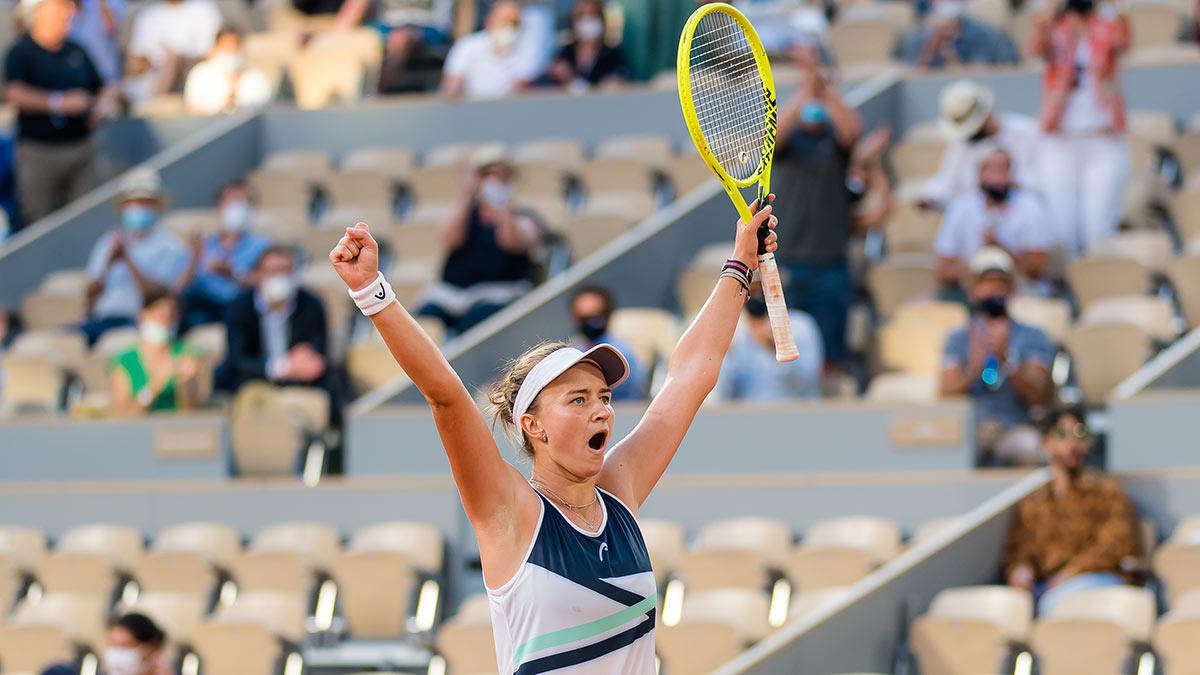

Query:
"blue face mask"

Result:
[[799, 101, 829, 126], [122, 205, 158, 232]]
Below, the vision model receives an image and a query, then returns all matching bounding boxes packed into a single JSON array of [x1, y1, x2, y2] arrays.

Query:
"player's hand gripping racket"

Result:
[[677, 2, 798, 362]]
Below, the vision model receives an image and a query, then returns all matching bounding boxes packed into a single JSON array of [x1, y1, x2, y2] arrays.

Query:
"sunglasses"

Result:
[[1050, 425, 1092, 441]]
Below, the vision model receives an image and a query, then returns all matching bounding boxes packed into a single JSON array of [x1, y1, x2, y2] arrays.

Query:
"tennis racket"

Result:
[[677, 2, 799, 363]]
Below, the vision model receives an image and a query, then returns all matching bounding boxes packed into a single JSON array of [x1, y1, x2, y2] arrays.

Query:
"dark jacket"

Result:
[[223, 287, 328, 389]]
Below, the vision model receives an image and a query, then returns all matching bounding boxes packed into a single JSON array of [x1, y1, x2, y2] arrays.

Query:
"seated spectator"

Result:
[[123, 0, 221, 103], [334, 0, 453, 94], [71, 0, 125, 83], [183, 26, 274, 115], [899, 0, 1019, 69], [5, 0, 118, 227], [109, 288, 202, 415], [224, 245, 330, 393], [716, 295, 823, 401], [920, 80, 1041, 210], [1004, 406, 1140, 616], [935, 149, 1052, 295], [940, 247, 1053, 466], [180, 180, 270, 331], [83, 169, 191, 345], [440, 0, 533, 99], [43, 613, 172, 675], [545, 0, 627, 92], [416, 147, 541, 335], [569, 286, 646, 400]]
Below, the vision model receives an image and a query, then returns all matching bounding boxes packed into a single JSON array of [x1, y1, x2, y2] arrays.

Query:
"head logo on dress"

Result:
[[598, 542, 609, 561]]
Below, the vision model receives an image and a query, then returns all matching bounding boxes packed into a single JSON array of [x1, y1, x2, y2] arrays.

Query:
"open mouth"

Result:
[[588, 431, 608, 451]]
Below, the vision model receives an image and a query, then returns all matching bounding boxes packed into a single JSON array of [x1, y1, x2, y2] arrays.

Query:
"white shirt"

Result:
[[443, 31, 531, 100], [716, 314, 824, 401], [86, 228, 190, 319], [184, 56, 273, 115], [1058, 41, 1116, 134], [921, 113, 1042, 208], [128, 0, 221, 63], [935, 189, 1054, 261]]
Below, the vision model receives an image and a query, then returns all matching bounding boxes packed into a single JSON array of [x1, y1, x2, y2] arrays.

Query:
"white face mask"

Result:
[[220, 200, 252, 233], [139, 320, 171, 346], [491, 25, 519, 51], [211, 52, 245, 70], [262, 273, 296, 305], [574, 16, 604, 42], [104, 646, 145, 675], [479, 178, 513, 208]]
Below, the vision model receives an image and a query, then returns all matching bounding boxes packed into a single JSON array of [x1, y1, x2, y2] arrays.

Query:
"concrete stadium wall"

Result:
[[1110, 389, 1200, 473]]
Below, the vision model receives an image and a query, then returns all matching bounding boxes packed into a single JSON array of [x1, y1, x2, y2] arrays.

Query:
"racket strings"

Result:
[[687, 11, 766, 181]]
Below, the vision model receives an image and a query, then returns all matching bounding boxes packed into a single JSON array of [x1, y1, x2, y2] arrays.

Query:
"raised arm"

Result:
[[329, 223, 527, 528], [600, 200, 778, 507]]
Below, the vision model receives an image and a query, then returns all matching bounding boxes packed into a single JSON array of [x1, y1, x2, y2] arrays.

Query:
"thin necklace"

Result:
[[530, 479, 601, 531]]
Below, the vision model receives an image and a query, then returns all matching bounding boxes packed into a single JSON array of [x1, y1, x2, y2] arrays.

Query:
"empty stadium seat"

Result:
[[1066, 257, 1150, 312], [1088, 230, 1174, 274], [307, 27, 383, 74], [229, 550, 316, 597], [578, 192, 656, 222], [512, 162, 567, 202], [21, 287, 88, 331], [676, 548, 771, 592], [348, 521, 444, 574], [664, 155, 712, 196], [1009, 295, 1073, 345], [407, 165, 466, 208], [782, 547, 874, 591], [248, 169, 315, 213], [133, 550, 217, 597], [875, 320, 950, 375], [288, 49, 365, 109], [910, 516, 963, 546], [13, 592, 107, 653], [1155, 542, 1200, 606], [34, 552, 118, 601], [58, 523, 143, 573], [608, 308, 679, 383], [841, 0, 916, 30], [888, 140, 946, 182], [325, 170, 395, 212], [436, 618, 498, 674], [153, 522, 241, 570], [638, 519, 686, 584], [1030, 618, 1128, 675], [340, 147, 415, 183], [694, 517, 793, 567], [213, 589, 308, 642], [1153, 614, 1200, 675], [330, 551, 418, 638], [0, 526, 47, 574], [1079, 294, 1178, 342], [511, 138, 586, 173], [911, 585, 1033, 675], [0, 624, 74, 674], [1064, 323, 1152, 406], [1168, 255, 1200, 329], [1127, 0, 1184, 47], [191, 621, 283, 675], [788, 587, 850, 621], [803, 517, 901, 565], [121, 590, 208, 652], [1174, 516, 1200, 542], [828, 18, 897, 68], [578, 157, 655, 197], [593, 134, 673, 170], [865, 372, 938, 403], [251, 523, 339, 570], [867, 256, 939, 319], [562, 214, 638, 259], [161, 208, 221, 237], [1049, 585, 1155, 643], [0, 555, 16, 613], [884, 203, 941, 253], [680, 587, 771, 643], [0, 355, 63, 414], [657, 619, 742, 675], [425, 142, 499, 169]]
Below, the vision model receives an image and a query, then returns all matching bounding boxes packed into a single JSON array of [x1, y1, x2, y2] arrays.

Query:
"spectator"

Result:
[[124, 0, 221, 103], [1031, 0, 1131, 253], [43, 612, 172, 675], [71, 0, 125, 83], [440, 0, 533, 99], [935, 149, 1053, 294], [920, 80, 1042, 211], [183, 26, 274, 115], [1004, 406, 1140, 616], [334, 0, 454, 94], [0, 309, 12, 404], [109, 288, 203, 415], [5, 0, 117, 227], [224, 245, 330, 392], [294, 0, 346, 15], [771, 42, 862, 368], [82, 169, 192, 346], [544, 0, 627, 92], [180, 180, 270, 331], [569, 286, 646, 400], [416, 147, 541, 335], [899, 0, 1020, 69], [716, 295, 824, 401], [740, 0, 829, 56], [940, 247, 1054, 466]]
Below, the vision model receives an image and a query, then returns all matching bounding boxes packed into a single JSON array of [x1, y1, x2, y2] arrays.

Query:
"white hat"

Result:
[[512, 344, 629, 423], [18, 0, 52, 19], [116, 168, 165, 202], [938, 80, 996, 141], [970, 246, 1014, 277], [471, 144, 511, 170]]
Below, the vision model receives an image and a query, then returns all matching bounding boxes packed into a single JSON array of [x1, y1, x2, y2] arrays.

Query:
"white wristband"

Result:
[[348, 271, 396, 316]]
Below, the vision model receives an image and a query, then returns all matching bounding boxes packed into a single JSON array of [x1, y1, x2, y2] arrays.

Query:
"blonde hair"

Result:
[[485, 340, 571, 456]]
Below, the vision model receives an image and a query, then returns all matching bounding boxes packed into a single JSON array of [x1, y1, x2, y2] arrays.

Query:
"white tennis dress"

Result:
[[486, 486, 658, 674]]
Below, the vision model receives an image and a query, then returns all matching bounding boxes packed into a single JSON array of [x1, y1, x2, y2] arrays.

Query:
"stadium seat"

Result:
[[1009, 295, 1073, 344], [888, 140, 946, 181], [288, 49, 365, 110], [1029, 618, 1129, 675], [229, 550, 316, 598], [788, 587, 850, 621], [910, 516, 962, 546], [1079, 294, 1178, 342], [0, 525, 47, 574], [1064, 323, 1152, 406], [340, 146, 415, 183], [1, 355, 64, 414], [1125, 42, 1200, 66], [9, 332, 84, 380], [330, 551, 418, 638], [121, 591, 208, 651], [213, 589, 308, 642], [184, 323, 227, 366], [1128, 109, 1179, 149], [1048, 585, 1155, 643], [424, 142, 499, 169], [609, 308, 680, 376], [828, 18, 897, 67], [251, 523, 340, 570], [1087, 230, 1174, 274], [637, 518, 686, 584], [251, 208, 310, 245], [1174, 515, 1200, 542], [910, 616, 1009, 675], [248, 169, 315, 213], [803, 517, 901, 565], [191, 621, 283, 675], [884, 203, 941, 253], [1176, 130, 1200, 174], [160, 208, 221, 237], [865, 372, 938, 403], [1153, 614, 1200, 675], [680, 588, 771, 643], [664, 155, 712, 196], [1127, 0, 1184, 48], [892, 300, 968, 333], [841, 1, 916, 31], [657, 620, 742, 674], [1168, 256, 1200, 329], [57, 523, 144, 573], [513, 162, 567, 202], [94, 325, 141, 359], [781, 547, 874, 591], [965, 0, 1011, 29], [1154, 543, 1200, 605], [307, 27, 383, 75], [561, 214, 638, 259], [517, 195, 570, 228], [578, 157, 655, 197], [154, 523, 242, 570], [676, 548, 771, 592], [452, 593, 492, 624], [578, 191, 656, 222], [325, 170, 395, 212], [21, 287, 88, 331], [875, 320, 950, 375], [436, 619, 498, 674], [867, 255, 938, 319], [694, 517, 793, 567], [384, 260, 439, 307], [13, 592, 107, 653], [593, 134, 674, 170], [230, 403, 309, 478], [262, 150, 333, 186], [0, 624, 74, 674], [408, 165, 466, 207], [34, 551, 118, 601], [348, 521, 444, 574], [511, 138, 586, 173], [1066, 256, 1151, 312], [244, 30, 301, 74], [133, 551, 217, 597]]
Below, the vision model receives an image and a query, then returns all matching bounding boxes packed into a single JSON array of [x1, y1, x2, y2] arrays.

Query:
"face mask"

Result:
[[576, 315, 608, 342], [491, 25, 519, 51], [799, 101, 828, 126], [139, 320, 171, 346], [211, 52, 245, 70], [574, 16, 604, 42], [262, 273, 296, 305], [975, 295, 1008, 318], [105, 647, 144, 675], [122, 206, 158, 233], [1066, 0, 1095, 13], [981, 184, 1011, 203], [479, 178, 512, 208], [220, 200, 252, 233]]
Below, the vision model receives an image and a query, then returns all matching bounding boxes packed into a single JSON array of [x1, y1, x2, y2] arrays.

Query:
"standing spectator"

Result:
[[180, 180, 270, 331], [920, 80, 1042, 211], [1004, 406, 1140, 615], [416, 147, 541, 334], [82, 169, 192, 345], [71, 0, 125, 83], [740, 0, 829, 56], [716, 295, 824, 401], [569, 286, 646, 400], [124, 0, 221, 103], [940, 247, 1054, 466], [899, 0, 1020, 69], [545, 0, 627, 92], [439, 1, 532, 99], [109, 288, 203, 415], [771, 42, 861, 368], [333, 0, 454, 93], [183, 26, 275, 115], [935, 149, 1053, 293], [5, 0, 117, 227], [1031, 0, 1131, 252]]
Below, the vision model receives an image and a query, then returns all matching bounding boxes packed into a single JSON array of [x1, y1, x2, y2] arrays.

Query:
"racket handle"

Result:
[[757, 253, 799, 363]]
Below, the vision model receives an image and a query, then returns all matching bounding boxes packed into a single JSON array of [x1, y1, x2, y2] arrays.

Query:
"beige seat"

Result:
[[230, 405, 307, 478], [122, 591, 208, 650], [664, 155, 712, 196], [0, 526, 46, 575], [133, 551, 217, 596], [348, 521, 444, 574], [511, 138, 585, 173], [288, 49, 365, 109], [828, 18, 897, 67], [1009, 295, 1073, 344], [160, 208, 221, 237], [609, 308, 679, 375], [931, 586, 1033, 641], [1177, 130, 1200, 174], [1064, 323, 1152, 406], [153, 522, 241, 569], [1066, 257, 1150, 312], [248, 169, 314, 213], [516, 194, 569, 228], [1128, 109, 1178, 149], [578, 157, 655, 197], [1174, 589, 1200, 615], [307, 27, 382, 73], [865, 372, 938, 403], [13, 592, 107, 653], [638, 519, 686, 584], [1127, 0, 1183, 48], [184, 323, 227, 366], [885, 203, 941, 253], [347, 342, 405, 395], [788, 587, 850, 621], [657, 620, 742, 674], [910, 616, 1009, 675], [424, 141, 498, 169], [436, 620, 499, 674], [965, 0, 1010, 28], [888, 140, 945, 181], [1029, 618, 1127, 675], [892, 300, 968, 333], [593, 134, 673, 170], [680, 588, 770, 643], [1173, 515, 1200, 542], [452, 593, 492, 625], [1079, 295, 1178, 342], [0, 624, 74, 674], [252, 523, 340, 570], [1048, 585, 1155, 643], [261, 150, 333, 185], [212, 589, 308, 642], [325, 170, 395, 211], [675, 548, 771, 592], [1168, 256, 1200, 329], [910, 516, 962, 546], [694, 517, 792, 567], [1154, 543, 1200, 606], [867, 256, 938, 319], [93, 325, 141, 359], [512, 162, 567, 202], [803, 516, 901, 565], [562, 214, 638, 260], [1087, 230, 1174, 274], [34, 552, 118, 601], [340, 146, 415, 185], [330, 551, 418, 638], [229, 550, 317, 597], [676, 265, 718, 318], [781, 547, 875, 591], [21, 287, 88, 330], [841, 0, 916, 30], [1154, 614, 1200, 675], [192, 621, 282, 675], [391, 221, 445, 263], [578, 192, 656, 222], [10, 331, 87, 375], [408, 165, 465, 206], [1, 354, 63, 413], [57, 523, 143, 573], [876, 320, 950, 375]]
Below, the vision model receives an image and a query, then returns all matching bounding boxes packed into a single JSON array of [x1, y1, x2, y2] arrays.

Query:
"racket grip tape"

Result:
[[757, 254, 800, 362]]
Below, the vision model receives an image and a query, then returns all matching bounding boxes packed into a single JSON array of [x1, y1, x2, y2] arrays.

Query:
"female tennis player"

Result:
[[329, 198, 777, 674]]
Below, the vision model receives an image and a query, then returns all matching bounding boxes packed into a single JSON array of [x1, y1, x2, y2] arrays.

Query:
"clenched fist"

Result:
[[329, 222, 380, 291]]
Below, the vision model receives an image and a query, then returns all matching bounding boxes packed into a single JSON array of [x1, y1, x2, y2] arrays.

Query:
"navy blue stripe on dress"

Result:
[[512, 608, 657, 675]]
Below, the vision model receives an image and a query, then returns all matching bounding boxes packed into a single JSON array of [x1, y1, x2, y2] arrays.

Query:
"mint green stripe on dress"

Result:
[[510, 594, 657, 666]]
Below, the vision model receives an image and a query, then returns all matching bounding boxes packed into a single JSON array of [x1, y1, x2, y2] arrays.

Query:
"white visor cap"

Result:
[[512, 344, 629, 423]]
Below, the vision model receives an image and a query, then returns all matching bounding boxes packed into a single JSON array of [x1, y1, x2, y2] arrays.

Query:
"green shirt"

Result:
[[110, 341, 196, 412]]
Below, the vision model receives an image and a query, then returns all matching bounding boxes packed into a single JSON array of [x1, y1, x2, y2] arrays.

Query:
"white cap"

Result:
[[18, 0, 51, 20], [117, 168, 165, 203], [471, 144, 511, 170], [938, 80, 995, 141], [970, 246, 1015, 277], [512, 344, 629, 423]]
